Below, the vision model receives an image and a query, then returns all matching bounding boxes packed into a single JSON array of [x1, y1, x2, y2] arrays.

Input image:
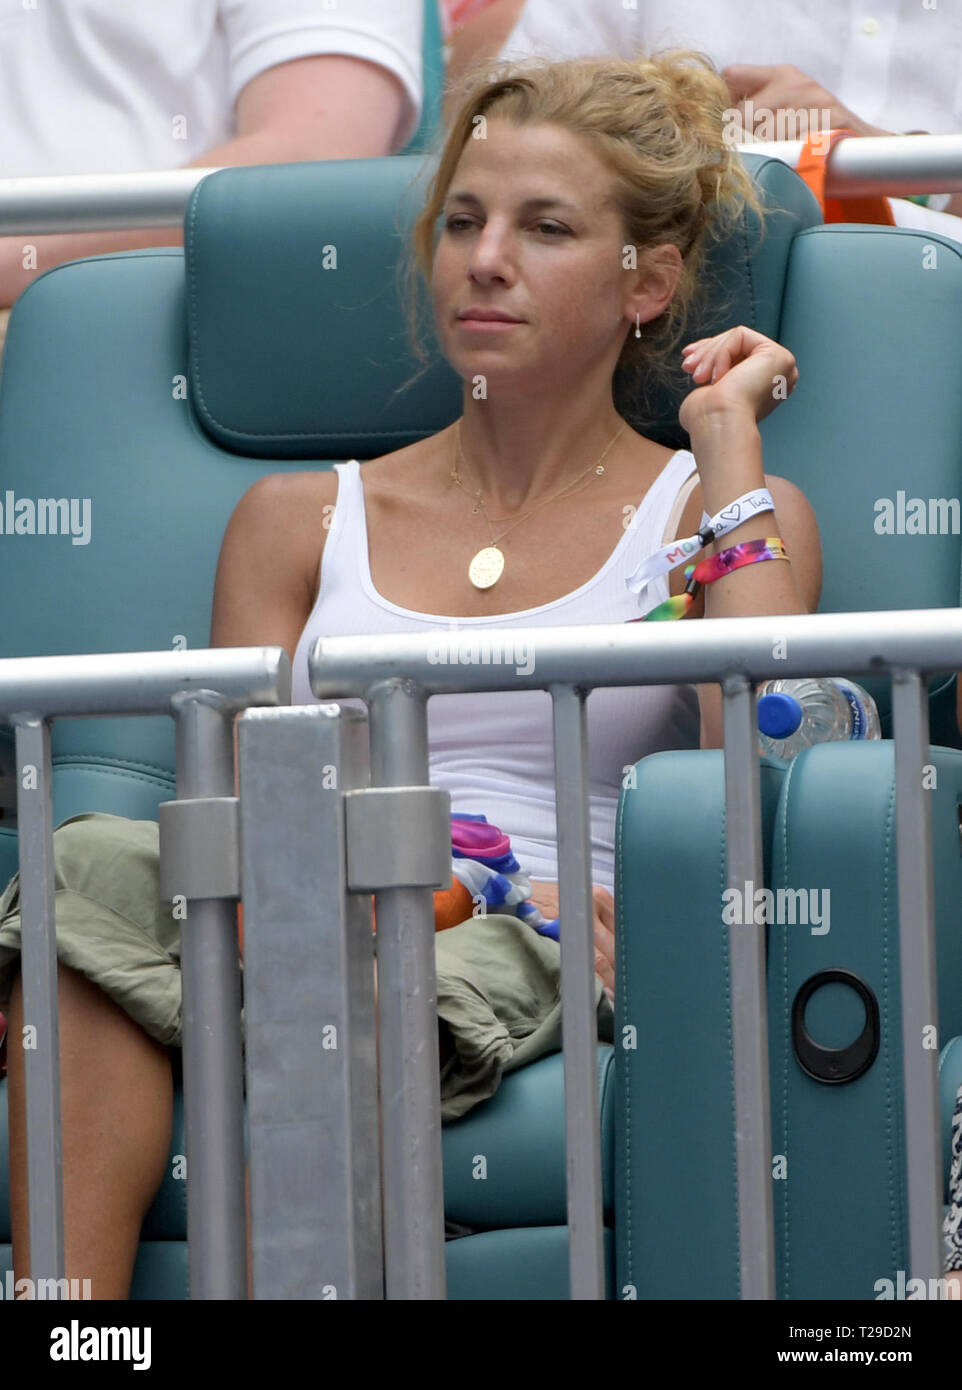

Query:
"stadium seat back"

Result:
[[616, 217, 962, 1298], [761, 224, 962, 739]]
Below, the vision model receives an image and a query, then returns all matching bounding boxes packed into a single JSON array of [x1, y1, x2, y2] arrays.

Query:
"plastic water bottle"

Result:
[[756, 677, 881, 759]]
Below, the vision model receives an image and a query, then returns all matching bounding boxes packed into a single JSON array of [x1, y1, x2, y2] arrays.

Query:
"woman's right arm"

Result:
[[209, 470, 338, 663], [207, 469, 339, 950], [209, 468, 339, 799]]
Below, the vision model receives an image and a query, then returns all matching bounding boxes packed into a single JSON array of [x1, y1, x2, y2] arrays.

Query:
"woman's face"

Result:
[[432, 117, 654, 399]]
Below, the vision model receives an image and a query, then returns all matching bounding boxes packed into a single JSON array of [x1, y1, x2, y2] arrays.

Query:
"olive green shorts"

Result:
[[0, 811, 614, 1120], [0, 813, 184, 1049]]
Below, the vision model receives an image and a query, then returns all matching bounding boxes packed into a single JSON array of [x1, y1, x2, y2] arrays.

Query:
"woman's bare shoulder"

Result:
[[236, 431, 445, 532], [241, 467, 339, 513], [220, 469, 343, 608], [357, 431, 452, 504]]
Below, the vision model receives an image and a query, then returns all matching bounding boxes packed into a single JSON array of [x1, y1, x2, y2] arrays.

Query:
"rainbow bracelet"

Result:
[[638, 537, 789, 623]]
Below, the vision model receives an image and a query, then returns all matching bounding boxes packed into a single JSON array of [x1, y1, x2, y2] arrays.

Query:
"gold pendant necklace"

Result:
[[467, 545, 505, 590], [452, 419, 626, 589]]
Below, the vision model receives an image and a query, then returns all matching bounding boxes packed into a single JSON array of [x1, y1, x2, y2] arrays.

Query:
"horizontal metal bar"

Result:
[[0, 647, 290, 719], [0, 135, 957, 238], [0, 168, 222, 235], [739, 132, 962, 195], [309, 609, 962, 698]]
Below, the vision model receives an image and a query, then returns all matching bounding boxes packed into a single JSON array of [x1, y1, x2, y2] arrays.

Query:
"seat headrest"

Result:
[[184, 153, 821, 459]]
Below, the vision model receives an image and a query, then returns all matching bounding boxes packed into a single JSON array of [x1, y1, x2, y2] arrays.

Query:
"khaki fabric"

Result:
[[437, 913, 613, 1121], [0, 813, 184, 1047], [0, 811, 614, 1119]]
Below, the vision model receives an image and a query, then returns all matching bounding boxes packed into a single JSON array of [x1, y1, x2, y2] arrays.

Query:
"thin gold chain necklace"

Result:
[[451, 418, 626, 589]]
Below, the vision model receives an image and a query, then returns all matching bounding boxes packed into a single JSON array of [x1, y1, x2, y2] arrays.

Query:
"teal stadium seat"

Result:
[[616, 214, 962, 1296], [0, 75, 960, 1295]]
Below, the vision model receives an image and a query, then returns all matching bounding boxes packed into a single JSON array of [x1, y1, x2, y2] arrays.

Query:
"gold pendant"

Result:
[[468, 545, 505, 590]]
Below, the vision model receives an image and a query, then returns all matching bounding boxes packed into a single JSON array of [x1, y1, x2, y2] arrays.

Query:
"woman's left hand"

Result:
[[529, 880, 616, 1004], [679, 326, 798, 434]]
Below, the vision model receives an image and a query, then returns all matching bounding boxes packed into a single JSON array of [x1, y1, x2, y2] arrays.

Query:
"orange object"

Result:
[[795, 129, 895, 226], [241, 876, 475, 945], [371, 877, 474, 933], [432, 878, 475, 932]]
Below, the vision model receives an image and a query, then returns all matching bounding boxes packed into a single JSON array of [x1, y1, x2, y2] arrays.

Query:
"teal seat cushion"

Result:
[[443, 1045, 615, 1228], [614, 749, 786, 1299], [770, 743, 962, 1298], [129, 1242, 189, 1302], [184, 156, 463, 459], [445, 1226, 615, 1300]]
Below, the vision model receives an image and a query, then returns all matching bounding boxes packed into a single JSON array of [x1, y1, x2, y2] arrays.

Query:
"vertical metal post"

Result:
[[172, 692, 247, 1299], [890, 670, 943, 1282], [550, 684, 606, 1301], [721, 676, 775, 1300], [366, 678, 446, 1300], [12, 715, 65, 1284], [238, 705, 383, 1299]]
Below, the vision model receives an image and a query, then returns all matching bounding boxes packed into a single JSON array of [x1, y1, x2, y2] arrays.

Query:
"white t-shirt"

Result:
[[0, 0, 423, 177], [495, 0, 962, 237]]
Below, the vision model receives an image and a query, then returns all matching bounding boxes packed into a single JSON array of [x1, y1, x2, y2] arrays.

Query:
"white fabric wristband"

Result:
[[626, 487, 776, 597]]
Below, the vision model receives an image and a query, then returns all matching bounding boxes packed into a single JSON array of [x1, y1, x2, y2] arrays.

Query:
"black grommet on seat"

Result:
[[791, 968, 880, 1085]]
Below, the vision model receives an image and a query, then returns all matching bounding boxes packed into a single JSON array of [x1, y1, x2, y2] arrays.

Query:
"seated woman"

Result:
[[1, 50, 822, 1297]]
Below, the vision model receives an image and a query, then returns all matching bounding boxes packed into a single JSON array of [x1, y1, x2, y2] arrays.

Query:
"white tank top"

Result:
[[292, 450, 702, 893]]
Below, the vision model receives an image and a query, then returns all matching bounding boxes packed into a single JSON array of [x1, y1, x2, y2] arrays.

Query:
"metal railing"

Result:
[[7, 647, 289, 1298], [300, 606, 952, 1300], [0, 133, 958, 235], [8, 607, 955, 1299]]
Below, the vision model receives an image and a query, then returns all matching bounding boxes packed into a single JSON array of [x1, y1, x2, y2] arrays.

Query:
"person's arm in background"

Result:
[[723, 63, 962, 221], [442, 0, 524, 122], [0, 52, 410, 308]]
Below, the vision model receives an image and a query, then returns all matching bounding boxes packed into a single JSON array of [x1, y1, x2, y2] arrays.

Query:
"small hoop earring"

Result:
[[634, 313, 642, 339]]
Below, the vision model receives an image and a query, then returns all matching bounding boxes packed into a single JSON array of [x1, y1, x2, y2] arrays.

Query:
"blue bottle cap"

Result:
[[757, 692, 803, 739]]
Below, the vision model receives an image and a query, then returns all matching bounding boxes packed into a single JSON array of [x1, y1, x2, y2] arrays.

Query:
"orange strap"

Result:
[[795, 128, 896, 226]]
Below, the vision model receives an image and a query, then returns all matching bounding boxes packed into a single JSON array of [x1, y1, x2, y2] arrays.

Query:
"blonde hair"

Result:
[[398, 50, 767, 425]]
